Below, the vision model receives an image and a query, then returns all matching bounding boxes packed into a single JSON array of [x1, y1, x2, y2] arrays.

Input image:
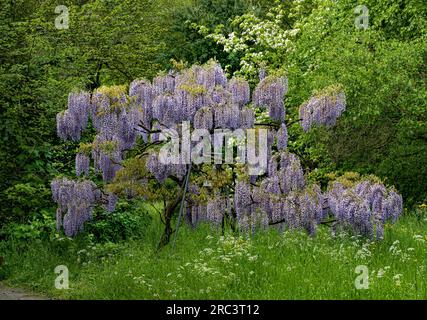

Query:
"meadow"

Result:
[[1, 207, 426, 300]]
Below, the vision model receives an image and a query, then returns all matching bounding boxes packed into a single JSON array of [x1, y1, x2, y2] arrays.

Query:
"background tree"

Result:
[[164, 0, 275, 73], [0, 0, 187, 226], [198, 0, 427, 205]]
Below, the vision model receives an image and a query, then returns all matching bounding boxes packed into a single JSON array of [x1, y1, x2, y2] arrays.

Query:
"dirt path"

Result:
[[0, 283, 48, 300]]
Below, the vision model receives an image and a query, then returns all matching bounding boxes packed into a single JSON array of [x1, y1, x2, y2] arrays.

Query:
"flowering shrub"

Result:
[[52, 61, 403, 244]]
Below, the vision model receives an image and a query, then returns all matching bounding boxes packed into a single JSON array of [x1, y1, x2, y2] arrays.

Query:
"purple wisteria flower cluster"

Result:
[[130, 62, 254, 132], [133, 62, 285, 183], [253, 76, 288, 122], [56, 92, 91, 141], [186, 185, 233, 227], [232, 165, 403, 238], [299, 90, 346, 132], [56, 61, 290, 186], [146, 152, 187, 183], [51, 178, 101, 237], [75, 153, 90, 177], [328, 180, 403, 239], [232, 150, 326, 235], [57, 86, 140, 183]]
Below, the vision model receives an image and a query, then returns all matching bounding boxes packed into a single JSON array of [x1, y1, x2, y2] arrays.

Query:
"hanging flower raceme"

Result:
[[228, 77, 250, 107], [253, 76, 288, 122], [206, 196, 227, 225], [285, 187, 323, 234], [276, 151, 305, 193], [240, 107, 255, 129], [232, 150, 326, 236], [86, 87, 143, 185], [259, 68, 266, 81], [129, 79, 152, 143], [76, 153, 90, 177], [234, 180, 270, 234], [278, 160, 305, 194], [213, 63, 228, 88], [152, 94, 180, 127], [211, 86, 230, 105], [276, 123, 288, 150], [186, 183, 216, 228], [234, 180, 253, 218], [68, 92, 90, 127], [51, 178, 101, 237], [327, 178, 403, 239], [146, 152, 169, 183], [234, 165, 320, 235], [233, 176, 323, 236], [194, 107, 214, 130], [56, 92, 91, 141], [56, 110, 79, 141], [146, 152, 187, 183], [194, 64, 219, 92], [299, 90, 346, 132], [153, 72, 176, 96], [91, 137, 123, 183], [105, 192, 119, 213]]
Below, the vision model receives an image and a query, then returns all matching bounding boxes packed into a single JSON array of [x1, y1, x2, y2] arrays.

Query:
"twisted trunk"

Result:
[[157, 191, 183, 250]]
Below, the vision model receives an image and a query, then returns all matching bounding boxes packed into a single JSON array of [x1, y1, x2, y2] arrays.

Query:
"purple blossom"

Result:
[[51, 178, 100, 237], [259, 68, 266, 81], [76, 153, 90, 177], [278, 152, 305, 193], [152, 94, 179, 126], [54, 62, 404, 241], [253, 76, 287, 122], [92, 142, 122, 183], [261, 176, 281, 196], [213, 105, 227, 129], [228, 77, 250, 107], [117, 109, 137, 150], [270, 200, 283, 223], [234, 180, 252, 218], [299, 91, 346, 132], [227, 104, 241, 129], [68, 92, 90, 131], [240, 107, 255, 129], [129, 79, 153, 127], [194, 107, 213, 130], [276, 123, 288, 150], [327, 179, 402, 238], [211, 86, 230, 105], [153, 73, 176, 95], [56, 110, 82, 141], [146, 152, 168, 183], [194, 65, 216, 92], [106, 192, 118, 213], [214, 104, 242, 129], [267, 155, 278, 177], [213, 63, 228, 87], [207, 197, 225, 225]]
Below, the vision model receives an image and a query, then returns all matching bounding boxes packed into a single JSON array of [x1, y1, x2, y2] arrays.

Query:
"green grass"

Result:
[[1, 214, 427, 299]]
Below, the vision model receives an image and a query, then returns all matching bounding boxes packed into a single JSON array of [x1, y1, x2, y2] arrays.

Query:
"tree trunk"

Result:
[[157, 191, 183, 250]]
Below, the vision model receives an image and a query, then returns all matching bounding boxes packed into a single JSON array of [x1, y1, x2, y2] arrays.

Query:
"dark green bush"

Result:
[[0, 210, 56, 242], [85, 201, 152, 243]]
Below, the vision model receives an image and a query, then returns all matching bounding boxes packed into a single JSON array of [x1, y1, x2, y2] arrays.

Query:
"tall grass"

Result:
[[1, 214, 426, 299]]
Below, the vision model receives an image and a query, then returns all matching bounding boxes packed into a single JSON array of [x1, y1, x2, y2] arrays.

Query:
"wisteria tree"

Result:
[[52, 60, 403, 249]]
